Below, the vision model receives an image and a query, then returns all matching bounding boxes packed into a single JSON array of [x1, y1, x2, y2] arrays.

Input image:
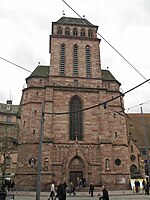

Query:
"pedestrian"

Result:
[[56, 181, 63, 200], [61, 180, 67, 200], [142, 179, 146, 193], [145, 177, 149, 195], [82, 177, 86, 187], [77, 177, 80, 191], [102, 185, 109, 200], [89, 183, 94, 197], [11, 180, 15, 191], [69, 182, 76, 196], [49, 180, 55, 200], [134, 179, 140, 193]]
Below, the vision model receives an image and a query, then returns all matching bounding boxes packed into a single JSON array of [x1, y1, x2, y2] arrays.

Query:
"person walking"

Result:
[[89, 183, 94, 197], [56, 181, 63, 200], [142, 179, 146, 194], [61, 180, 67, 200], [134, 179, 140, 193], [102, 186, 109, 200], [50, 180, 55, 200], [69, 182, 76, 196]]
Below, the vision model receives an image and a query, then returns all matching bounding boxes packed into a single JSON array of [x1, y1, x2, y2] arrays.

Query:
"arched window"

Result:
[[130, 164, 137, 173], [73, 28, 78, 36], [88, 29, 93, 37], [86, 45, 91, 77], [65, 27, 70, 36], [60, 43, 65, 75], [73, 44, 78, 76], [70, 96, 83, 140], [57, 26, 63, 35], [80, 28, 86, 37], [43, 158, 49, 171]]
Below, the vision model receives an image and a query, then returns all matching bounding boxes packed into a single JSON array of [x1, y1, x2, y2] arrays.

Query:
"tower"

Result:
[[15, 17, 130, 190]]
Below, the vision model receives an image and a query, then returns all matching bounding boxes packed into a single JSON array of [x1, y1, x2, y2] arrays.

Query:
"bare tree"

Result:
[[0, 125, 19, 185]]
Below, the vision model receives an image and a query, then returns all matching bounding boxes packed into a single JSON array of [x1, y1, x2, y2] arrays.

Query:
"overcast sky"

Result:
[[0, 0, 150, 113]]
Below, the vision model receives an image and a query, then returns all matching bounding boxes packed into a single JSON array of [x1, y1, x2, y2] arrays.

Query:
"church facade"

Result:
[[15, 17, 130, 190]]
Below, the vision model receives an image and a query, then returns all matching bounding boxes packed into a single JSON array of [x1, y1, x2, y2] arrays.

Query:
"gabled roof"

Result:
[[101, 70, 118, 82], [27, 65, 49, 79], [56, 17, 98, 28]]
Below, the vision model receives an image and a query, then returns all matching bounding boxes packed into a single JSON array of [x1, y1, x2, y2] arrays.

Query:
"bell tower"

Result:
[[49, 17, 102, 88]]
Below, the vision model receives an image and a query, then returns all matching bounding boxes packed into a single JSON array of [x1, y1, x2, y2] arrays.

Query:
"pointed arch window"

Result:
[[65, 27, 70, 36], [88, 29, 93, 37], [73, 28, 78, 36], [57, 26, 63, 35], [60, 43, 65, 75], [86, 45, 91, 77], [80, 28, 86, 37], [73, 44, 78, 76], [70, 96, 83, 140]]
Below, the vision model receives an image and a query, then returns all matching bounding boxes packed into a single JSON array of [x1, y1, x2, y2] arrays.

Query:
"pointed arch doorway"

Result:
[[69, 156, 85, 187]]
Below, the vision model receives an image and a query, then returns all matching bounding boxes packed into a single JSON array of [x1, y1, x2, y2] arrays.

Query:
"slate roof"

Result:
[[0, 103, 19, 115], [56, 17, 98, 28], [101, 69, 118, 82], [27, 65, 118, 82], [27, 65, 49, 78]]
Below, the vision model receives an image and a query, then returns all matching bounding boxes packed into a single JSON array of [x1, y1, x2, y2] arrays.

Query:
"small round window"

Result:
[[115, 159, 121, 166]]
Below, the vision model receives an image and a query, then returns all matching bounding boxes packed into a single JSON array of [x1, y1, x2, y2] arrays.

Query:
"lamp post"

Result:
[[36, 100, 44, 200]]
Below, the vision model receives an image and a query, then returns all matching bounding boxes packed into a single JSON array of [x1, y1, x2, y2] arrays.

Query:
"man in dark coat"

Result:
[[56, 181, 63, 200], [61, 181, 67, 200], [102, 186, 109, 200], [89, 183, 94, 197]]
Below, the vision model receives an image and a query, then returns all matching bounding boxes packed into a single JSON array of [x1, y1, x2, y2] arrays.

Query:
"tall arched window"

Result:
[[73, 44, 78, 76], [60, 43, 65, 75], [73, 28, 78, 36], [65, 27, 70, 36], [57, 26, 63, 35], [80, 28, 86, 37], [70, 96, 83, 140], [88, 29, 93, 37], [86, 45, 91, 77]]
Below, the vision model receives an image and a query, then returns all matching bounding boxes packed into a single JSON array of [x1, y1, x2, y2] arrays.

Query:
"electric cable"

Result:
[[62, 0, 149, 83], [0, 56, 32, 73], [44, 78, 150, 115], [126, 99, 150, 112]]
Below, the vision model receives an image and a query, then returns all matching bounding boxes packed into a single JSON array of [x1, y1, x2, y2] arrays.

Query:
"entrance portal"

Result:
[[68, 156, 85, 186]]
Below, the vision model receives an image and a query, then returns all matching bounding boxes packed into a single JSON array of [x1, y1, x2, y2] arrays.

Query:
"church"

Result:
[[15, 16, 130, 190]]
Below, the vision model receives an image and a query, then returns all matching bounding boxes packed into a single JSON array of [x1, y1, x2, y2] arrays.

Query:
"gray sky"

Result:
[[0, 0, 150, 113]]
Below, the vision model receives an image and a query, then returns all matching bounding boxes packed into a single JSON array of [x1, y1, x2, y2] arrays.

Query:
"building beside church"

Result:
[[15, 17, 130, 190], [0, 100, 19, 181], [126, 113, 150, 178]]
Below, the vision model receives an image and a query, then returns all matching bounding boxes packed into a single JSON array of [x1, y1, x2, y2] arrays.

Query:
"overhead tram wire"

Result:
[[1, 52, 149, 116], [44, 78, 150, 115], [126, 99, 150, 112], [0, 56, 32, 73], [62, 0, 149, 83]]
